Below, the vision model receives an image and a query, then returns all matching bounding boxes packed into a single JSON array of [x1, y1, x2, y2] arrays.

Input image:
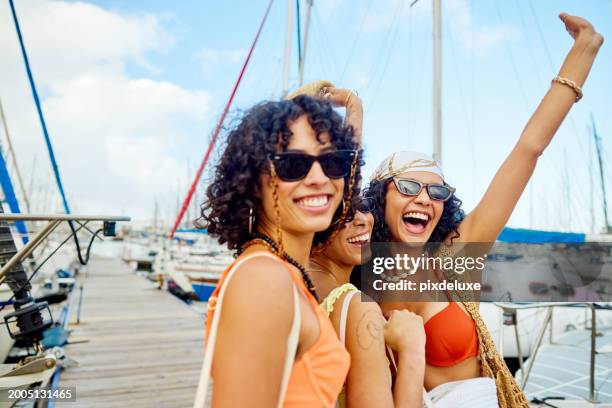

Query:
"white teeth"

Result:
[[403, 211, 429, 221], [298, 195, 329, 207], [347, 233, 370, 243]]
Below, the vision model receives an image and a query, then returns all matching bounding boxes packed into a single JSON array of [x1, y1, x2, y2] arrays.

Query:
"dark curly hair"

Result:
[[364, 178, 465, 245], [350, 178, 465, 291], [201, 95, 362, 251]]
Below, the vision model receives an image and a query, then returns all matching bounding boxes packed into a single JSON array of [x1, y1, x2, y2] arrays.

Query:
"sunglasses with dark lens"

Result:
[[270, 150, 356, 182], [353, 195, 375, 213], [393, 178, 455, 202]]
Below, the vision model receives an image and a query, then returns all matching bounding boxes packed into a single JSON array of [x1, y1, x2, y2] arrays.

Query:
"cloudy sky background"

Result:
[[0, 0, 610, 233]]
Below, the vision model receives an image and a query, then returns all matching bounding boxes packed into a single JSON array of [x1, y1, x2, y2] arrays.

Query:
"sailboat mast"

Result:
[[0, 98, 31, 213], [591, 113, 610, 233], [589, 124, 595, 232], [433, 0, 442, 165], [282, 0, 294, 97]]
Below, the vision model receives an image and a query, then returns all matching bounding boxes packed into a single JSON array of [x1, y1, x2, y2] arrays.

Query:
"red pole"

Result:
[[170, 0, 275, 239]]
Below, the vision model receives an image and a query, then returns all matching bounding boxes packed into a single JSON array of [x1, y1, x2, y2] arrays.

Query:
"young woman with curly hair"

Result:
[[194, 94, 362, 407], [361, 13, 603, 408], [291, 83, 427, 407]]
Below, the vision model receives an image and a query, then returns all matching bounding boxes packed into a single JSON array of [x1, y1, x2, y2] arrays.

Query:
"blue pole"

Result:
[[9, 0, 71, 214], [0, 150, 29, 244]]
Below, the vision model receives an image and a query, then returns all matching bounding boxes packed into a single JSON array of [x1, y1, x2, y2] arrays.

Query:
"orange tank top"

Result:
[[424, 302, 479, 367], [205, 252, 350, 407]]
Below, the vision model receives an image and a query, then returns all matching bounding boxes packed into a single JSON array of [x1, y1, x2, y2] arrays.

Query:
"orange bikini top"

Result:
[[424, 301, 479, 367], [205, 252, 350, 407]]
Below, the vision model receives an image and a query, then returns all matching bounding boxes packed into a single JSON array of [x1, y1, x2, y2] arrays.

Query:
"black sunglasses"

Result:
[[353, 195, 375, 213], [393, 178, 455, 202], [270, 150, 356, 182]]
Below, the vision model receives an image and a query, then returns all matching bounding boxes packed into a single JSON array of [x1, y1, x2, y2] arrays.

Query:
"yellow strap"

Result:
[[320, 283, 358, 316]]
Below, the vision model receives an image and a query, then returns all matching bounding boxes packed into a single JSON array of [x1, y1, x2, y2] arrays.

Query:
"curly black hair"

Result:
[[364, 178, 465, 245], [200, 95, 362, 251], [349, 178, 465, 291]]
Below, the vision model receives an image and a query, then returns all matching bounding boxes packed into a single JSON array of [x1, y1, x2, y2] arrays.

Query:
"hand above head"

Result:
[[286, 80, 334, 100], [559, 13, 604, 47], [321, 86, 363, 144], [321, 86, 361, 109], [383, 309, 426, 355], [286, 80, 363, 144]]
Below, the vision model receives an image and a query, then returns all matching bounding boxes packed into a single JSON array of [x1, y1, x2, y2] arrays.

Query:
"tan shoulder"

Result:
[[222, 254, 294, 319], [346, 292, 384, 322]]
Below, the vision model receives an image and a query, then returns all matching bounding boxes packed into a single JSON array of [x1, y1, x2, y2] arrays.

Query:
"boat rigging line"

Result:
[[0, 98, 31, 213], [367, 0, 406, 112], [170, 0, 275, 239], [338, 0, 374, 82], [8, 0, 71, 215], [298, 0, 312, 86], [9, 0, 112, 262], [592, 113, 611, 233]]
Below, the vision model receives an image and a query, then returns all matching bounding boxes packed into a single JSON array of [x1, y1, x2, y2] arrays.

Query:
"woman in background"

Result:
[[310, 196, 426, 408], [364, 13, 603, 408], [292, 82, 427, 407]]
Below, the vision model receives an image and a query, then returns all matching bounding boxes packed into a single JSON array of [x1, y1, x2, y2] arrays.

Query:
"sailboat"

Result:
[[0, 98, 31, 364]]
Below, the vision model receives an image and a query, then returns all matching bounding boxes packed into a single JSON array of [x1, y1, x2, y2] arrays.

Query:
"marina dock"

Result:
[[57, 257, 205, 407]]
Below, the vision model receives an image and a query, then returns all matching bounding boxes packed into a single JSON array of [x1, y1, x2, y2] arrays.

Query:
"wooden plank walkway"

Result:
[[57, 257, 205, 408]]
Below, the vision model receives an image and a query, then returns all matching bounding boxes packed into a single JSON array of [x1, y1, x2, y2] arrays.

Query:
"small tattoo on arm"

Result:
[[356, 310, 383, 350]]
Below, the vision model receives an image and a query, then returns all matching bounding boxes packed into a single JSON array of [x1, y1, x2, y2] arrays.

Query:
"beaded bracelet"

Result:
[[552, 75, 583, 102]]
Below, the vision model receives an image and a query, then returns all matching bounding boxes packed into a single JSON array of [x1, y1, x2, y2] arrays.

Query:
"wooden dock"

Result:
[[57, 257, 205, 407]]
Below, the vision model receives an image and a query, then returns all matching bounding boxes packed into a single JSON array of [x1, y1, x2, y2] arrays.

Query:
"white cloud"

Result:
[[444, 0, 520, 54], [0, 0, 211, 222], [194, 48, 245, 66], [362, 0, 422, 32], [193, 47, 247, 76]]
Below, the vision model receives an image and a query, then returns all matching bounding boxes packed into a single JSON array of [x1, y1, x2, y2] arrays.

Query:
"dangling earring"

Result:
[[269, 160, 284, 254], [248, 207, 255, 235]]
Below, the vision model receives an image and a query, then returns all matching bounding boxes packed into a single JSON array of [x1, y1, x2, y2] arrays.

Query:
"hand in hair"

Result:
[[287, 80, 363, 144], [323, 86, 363, 145]]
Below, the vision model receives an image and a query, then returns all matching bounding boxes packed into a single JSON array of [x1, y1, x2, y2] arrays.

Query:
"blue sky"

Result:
[[0, 0, 610, 233]]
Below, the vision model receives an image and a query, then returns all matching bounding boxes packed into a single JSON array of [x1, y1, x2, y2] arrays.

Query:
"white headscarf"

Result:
[[369, 151, 443, 182]]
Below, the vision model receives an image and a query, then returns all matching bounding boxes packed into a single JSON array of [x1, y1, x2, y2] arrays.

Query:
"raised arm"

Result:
[[344, 299, 425, 407], [384, 310, 426, 408], [210, 258, 295, 407], [323, 87, 363, 145], [458, 13, 604, 243]]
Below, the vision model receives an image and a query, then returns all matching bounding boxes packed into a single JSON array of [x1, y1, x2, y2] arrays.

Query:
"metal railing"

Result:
[[0, 214, 130, 278], [493, 301, 605, 403]]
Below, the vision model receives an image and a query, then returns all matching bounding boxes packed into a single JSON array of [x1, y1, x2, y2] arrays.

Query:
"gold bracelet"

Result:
[[344, 90, 359, 107], [552, 75, 583, 102]]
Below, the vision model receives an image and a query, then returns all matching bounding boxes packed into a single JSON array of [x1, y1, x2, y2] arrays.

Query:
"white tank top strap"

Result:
[[339, 290, 359, 346], [193, 251, 301, 408]]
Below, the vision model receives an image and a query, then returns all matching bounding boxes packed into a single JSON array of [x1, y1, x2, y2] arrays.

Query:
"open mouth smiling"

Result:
[[346, 232, 370, 247], [401, 211, 431, 235]]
